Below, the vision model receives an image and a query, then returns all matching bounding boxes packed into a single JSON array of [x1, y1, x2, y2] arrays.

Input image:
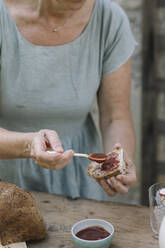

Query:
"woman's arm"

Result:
[[0, 128, 34, 159], [97, 59, 136, 196], [0, 128, 73, 170], [98, 59, 135, 160]]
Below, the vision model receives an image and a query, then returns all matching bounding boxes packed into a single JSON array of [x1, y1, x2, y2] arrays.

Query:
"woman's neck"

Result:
[[37, 0, 87, 19]]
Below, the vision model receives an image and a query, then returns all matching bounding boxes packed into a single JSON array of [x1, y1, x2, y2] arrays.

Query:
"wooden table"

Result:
[[27, 191, 158, 248]]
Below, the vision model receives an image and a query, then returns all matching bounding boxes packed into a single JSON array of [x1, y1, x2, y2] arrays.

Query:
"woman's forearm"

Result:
[[0, 128, 74, 170], [0, 128, 34, 159], [101, 118, 136, 161]]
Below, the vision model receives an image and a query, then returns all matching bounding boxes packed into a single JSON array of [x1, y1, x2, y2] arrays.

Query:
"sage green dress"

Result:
[[0, 0, 136, 201]]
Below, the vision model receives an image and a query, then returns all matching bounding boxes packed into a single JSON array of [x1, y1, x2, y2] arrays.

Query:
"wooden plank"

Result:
[[156, 34, 165, 51], [157, 161, 165, 173], [156, 78, 165, 91], [26, 191, 158, 248], [142, 0, 165, 204], [141, 0, 157, 205], [157, 0, 165, 7], [0, 242, 27, 248], [143, 78, 165, 92], [157, 120, 165, 133]]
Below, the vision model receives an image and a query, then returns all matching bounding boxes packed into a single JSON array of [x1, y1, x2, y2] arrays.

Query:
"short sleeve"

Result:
[[102, 2, 137, 75]]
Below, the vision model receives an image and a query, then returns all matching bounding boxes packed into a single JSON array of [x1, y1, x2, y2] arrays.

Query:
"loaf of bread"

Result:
[[87, 147, 126, 179], [0, 181, 47, 245]]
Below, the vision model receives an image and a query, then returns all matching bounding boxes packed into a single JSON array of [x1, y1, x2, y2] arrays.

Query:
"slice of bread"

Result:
[[87, 147, 126, 179]]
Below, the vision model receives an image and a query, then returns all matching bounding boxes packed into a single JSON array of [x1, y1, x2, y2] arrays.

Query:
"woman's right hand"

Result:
[[30, 129, 74, 170]]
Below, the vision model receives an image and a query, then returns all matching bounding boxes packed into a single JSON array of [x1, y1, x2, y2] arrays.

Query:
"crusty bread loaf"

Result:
[[0, 181, 47, 245], [87, 147, 126, 179]]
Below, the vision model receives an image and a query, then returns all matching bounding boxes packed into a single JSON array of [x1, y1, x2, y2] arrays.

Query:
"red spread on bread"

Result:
[[101, 152, 119, 172]]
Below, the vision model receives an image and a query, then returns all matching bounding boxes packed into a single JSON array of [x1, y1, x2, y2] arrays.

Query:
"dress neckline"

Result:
[[1, 0, 98, 48]]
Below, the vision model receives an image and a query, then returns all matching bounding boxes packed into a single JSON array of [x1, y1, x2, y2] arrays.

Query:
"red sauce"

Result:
[[159, 193, 165, 197], [89, 153, 107, 163], [101, 152, 119, 172], [75, 226, 110, 241]]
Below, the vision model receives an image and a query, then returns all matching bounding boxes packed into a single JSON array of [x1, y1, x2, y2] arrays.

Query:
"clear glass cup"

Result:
[[148, 182, 165, 239]]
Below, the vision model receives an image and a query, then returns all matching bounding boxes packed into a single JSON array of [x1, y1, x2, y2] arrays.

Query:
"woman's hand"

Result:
[[97, 60, 136, 197], [30, 129, 74, 170], [97, 147, 136, 197]]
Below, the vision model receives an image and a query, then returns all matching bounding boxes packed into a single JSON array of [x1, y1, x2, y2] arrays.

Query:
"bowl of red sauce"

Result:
[[71, 219, 114, 248]]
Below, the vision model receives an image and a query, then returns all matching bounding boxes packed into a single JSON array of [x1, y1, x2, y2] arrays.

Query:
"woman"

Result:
[[0, 0, 136, 201]]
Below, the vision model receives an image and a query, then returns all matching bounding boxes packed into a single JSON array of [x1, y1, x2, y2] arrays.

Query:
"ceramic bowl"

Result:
[[71, 219, 114, 248]]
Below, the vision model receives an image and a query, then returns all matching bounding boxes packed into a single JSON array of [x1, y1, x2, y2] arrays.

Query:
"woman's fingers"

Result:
[[97, 158, 136, 197], [116, 173, 136, 186], [98, 177, 129, 197], [51, 150, 74, 170], [107, 158, 136, 195], [113, 143, 122, 150], [34, 149, 74, 170], [31, 130, 47, 156], [31, 129, 74, 170], [97, 144, 136, 197], [43, 130, 64, 153], [108, 177, 129, 195], [97, 179, 117, 197]]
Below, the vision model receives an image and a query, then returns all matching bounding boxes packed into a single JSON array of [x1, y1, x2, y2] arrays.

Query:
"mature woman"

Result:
[[0, 0, 136, 201]]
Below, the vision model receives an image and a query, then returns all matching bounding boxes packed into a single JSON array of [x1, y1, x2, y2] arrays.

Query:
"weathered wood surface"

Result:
[[0, 243, 27, 248], [26, 191, 158, 248]]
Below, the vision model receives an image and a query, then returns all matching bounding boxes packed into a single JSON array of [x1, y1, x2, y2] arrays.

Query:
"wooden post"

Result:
[[141, 0, 157, 205], [142, 0, 165, 205], [157, 0, 165, 7]]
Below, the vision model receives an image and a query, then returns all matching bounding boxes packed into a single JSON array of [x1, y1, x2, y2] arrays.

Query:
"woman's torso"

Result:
[[0, 0, 106, 200], [0, 0, 136, 202], [0, 0, 104, 138]]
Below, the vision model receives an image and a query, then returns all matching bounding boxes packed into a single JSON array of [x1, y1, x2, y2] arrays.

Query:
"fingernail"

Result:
[[114, 143, 121, 148], [54, 147, 64, 153], [68, 149, 74, 155], [107, 179, 113, 187]]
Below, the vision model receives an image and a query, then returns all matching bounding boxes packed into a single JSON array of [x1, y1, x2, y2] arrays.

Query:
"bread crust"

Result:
[[0, 182, 47, 245], [87, 148, 126, 179]]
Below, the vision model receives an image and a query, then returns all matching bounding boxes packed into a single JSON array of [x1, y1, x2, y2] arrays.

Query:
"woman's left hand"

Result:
[[97, 151, 137, 197]]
